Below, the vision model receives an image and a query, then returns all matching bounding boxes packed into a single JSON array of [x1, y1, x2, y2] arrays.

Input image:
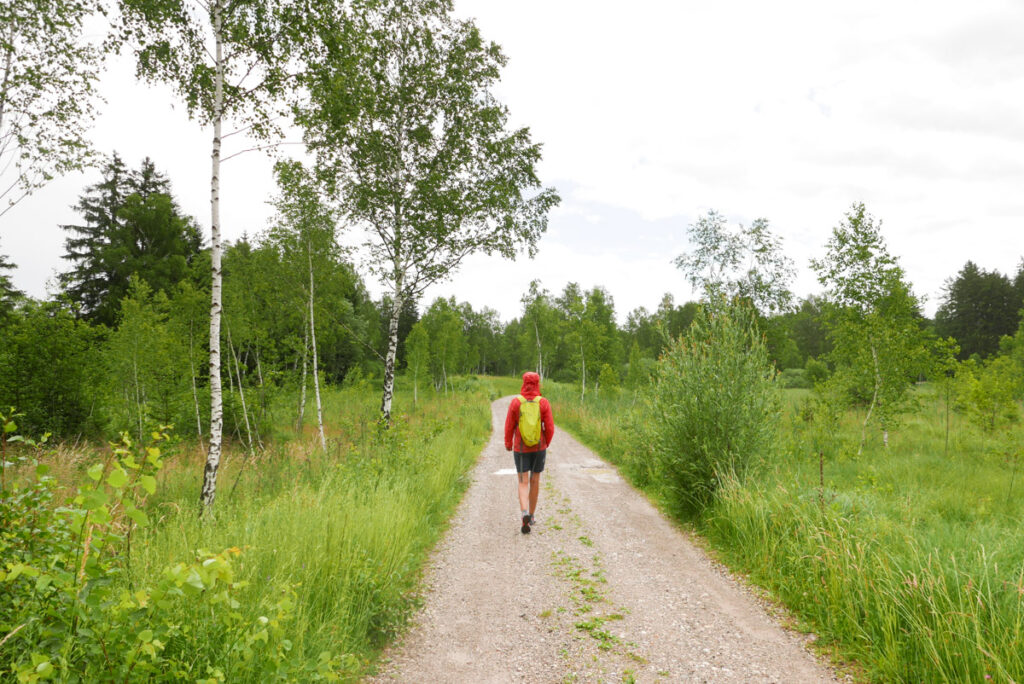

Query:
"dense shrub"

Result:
[[804, 356, 830, 385], [0, 419, 340, 682], [778, 368, 811, 389], [639, 303, 781, 514]]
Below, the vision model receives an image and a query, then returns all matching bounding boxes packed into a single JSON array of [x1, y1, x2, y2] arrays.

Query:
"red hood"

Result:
[[520, 372, 541, 399]]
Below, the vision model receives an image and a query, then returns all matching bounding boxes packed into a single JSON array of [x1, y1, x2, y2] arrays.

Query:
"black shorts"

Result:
[[514, 450, 546, 474]]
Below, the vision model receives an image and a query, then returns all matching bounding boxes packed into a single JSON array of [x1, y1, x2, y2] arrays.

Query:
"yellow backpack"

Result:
[[517, 395, 542, 447]]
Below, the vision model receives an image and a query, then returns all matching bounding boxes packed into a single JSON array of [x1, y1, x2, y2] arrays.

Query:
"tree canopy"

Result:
[[60, 154, 203, 327]]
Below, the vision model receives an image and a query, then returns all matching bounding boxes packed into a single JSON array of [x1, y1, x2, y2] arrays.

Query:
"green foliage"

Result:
[[1, 424, 302, 681], [955, 356, 1022, 432], [596, 363, 620, 396], [297, 0, 558, 417], [561, 375, 1024, 682], [105, 278, 196, 439], [554, 283, 622, 396], [404, 322, 429, 403], [0, 246, 24, 318], [3, 380, 491, 680], [0, 0, 101, 216], [0, 300, 105, 437], [804, 356, 829, 385], [117, 0, 295, 132], [936, 260, 1021, 360], [625, 341, 650, 390], [674, 210, 796, 316], [812, 203, 937, 440], [639, 303, 781, 514], [778, 367, 811, 389], [420, 297, 466, 392], [60, 154, 203, 327]]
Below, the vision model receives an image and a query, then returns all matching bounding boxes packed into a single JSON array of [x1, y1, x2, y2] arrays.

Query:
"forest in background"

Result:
[[1, 160, 1022, 445]]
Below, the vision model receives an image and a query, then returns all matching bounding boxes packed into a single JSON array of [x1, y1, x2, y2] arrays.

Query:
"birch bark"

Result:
[[308, 244, 326, 451], [379, 282, 403, 420], [859, 343, 881, 456], [297, 317, 308, 433], [200, 0, 225, 508], [534, 320, 543, 376], [188, 320, 204, 449]]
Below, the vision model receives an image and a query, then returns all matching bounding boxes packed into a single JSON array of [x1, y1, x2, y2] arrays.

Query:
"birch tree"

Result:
[[298, 0, 559, 421], [405, 320, 429, 406], [520, 280, 557, 378], [117, 0, 296, 508], [267, 160, 341, 451], [0, 0, 101, 217], [675, 210, 796, 316], [811, 203, 933, 450]]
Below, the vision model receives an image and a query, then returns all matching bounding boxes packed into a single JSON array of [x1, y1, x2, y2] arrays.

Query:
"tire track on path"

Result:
[[370, 397, 836, 682]]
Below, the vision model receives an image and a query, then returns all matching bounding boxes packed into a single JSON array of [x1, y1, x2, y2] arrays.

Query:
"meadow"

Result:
[[2, 377, 498, 681], [545, 381, 1024, 683]]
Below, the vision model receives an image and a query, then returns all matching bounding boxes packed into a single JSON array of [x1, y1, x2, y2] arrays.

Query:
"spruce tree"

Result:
[[60, 154, 202, 326], [0, 246, 23, 318], [935, 260, 1019, 359]]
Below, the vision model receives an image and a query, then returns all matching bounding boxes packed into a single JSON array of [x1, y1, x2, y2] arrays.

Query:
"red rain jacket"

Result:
[[504, 372, 554, 453]]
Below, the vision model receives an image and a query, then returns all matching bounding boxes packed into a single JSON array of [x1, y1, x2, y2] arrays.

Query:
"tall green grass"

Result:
[[106, 381, 491, 679], [548, 380, 1024, 682]]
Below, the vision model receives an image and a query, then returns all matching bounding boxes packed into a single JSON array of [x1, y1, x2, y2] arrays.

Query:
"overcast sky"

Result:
[[3, 0, 1023, 322]]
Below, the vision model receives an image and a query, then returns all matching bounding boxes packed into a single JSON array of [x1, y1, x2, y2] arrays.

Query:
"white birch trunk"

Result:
[[580, 341, 586, 403], [227, 325, 254, 452], [297, 318, 308, 432], [0, 36, 13, 153], [534, 320, 543, 376], [379, 283, 403, 421], [309, 246, 326, 451], [200, 1, 225, 509], [132, 352, 143, 443], [188, 321, 204, 448], [859, 343, 881, 456]]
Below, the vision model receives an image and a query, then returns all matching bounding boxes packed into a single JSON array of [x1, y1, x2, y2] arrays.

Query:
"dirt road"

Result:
[[371, 398, 836, 682]]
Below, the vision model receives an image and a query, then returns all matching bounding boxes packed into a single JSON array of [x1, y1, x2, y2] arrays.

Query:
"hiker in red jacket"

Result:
[[504, 371, 555, 534]]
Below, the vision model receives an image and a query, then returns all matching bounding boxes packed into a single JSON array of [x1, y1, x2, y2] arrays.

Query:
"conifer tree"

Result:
[[0, 244, 23, 318], [60, 154, 202, 326]]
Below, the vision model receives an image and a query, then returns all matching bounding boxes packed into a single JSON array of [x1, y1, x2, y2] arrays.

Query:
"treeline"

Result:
[[0, 156, 395, 441], [3, 167, 1023, 443]]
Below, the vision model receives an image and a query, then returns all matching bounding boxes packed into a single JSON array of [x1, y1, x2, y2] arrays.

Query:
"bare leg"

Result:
[[518, 471, 530, 512], [528, 472, 541, 516]]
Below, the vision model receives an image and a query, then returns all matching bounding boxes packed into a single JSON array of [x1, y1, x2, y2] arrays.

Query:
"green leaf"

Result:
[[82, 489, 108, 511], [184, 568, 205, 592], [138, 629, 154, 643], [35, 574, 53, 592], [36, 463, 50, 477], [87, 463, 104, 481], [107, 467, 128, 488], [140, 475, 157, 495], [126, 507, 150, 527]]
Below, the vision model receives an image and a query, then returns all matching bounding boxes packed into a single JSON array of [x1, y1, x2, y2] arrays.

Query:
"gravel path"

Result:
[[370, 398, 837, 683]]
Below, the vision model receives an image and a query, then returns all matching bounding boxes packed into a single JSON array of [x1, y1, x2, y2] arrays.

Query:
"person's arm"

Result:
[[504, 398, 520, 451], [541, 398, 555, 447]]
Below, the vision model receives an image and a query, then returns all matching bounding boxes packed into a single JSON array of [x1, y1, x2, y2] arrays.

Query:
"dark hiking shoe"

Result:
[[521, 514, 531, 534]]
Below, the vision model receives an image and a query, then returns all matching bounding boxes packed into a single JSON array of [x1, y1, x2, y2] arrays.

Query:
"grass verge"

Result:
[[542, 379, 1024, 682]]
